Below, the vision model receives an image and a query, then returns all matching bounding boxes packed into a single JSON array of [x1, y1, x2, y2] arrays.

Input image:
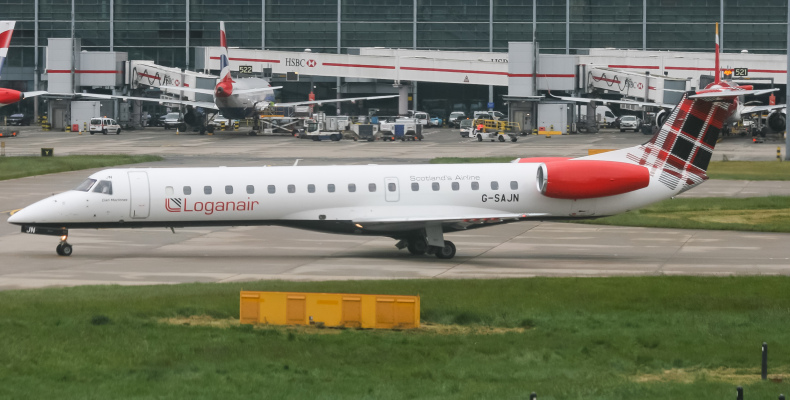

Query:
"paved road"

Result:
[[1, 126, 788, 290]]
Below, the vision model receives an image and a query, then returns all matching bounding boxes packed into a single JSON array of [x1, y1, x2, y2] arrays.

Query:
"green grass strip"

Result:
[[0, 277, 789, 399], [579, 196, 790, 232], [706, 161, 790, 180], [0, 155, 163, 181], [431, 157, 790, 181]]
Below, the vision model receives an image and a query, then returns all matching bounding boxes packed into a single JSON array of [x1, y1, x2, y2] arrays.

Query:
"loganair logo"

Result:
[[165, 197, 259, 215], [165, 198, 182, 212]]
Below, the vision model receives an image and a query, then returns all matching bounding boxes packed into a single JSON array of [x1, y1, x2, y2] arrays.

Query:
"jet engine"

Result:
[[654, 109, 669, 128], [768, 110, 786, 132], [536, 160, 650, 199]]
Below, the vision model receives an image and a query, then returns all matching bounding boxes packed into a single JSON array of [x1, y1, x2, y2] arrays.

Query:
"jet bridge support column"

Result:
[[586, 103, 598, 133], [395, 83, 409, 116]]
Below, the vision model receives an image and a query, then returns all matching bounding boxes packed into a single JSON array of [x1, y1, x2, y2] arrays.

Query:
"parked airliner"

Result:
[[0, 21, 46, 108], [83, 22, 396, 133], [8, 26, 762, 259]]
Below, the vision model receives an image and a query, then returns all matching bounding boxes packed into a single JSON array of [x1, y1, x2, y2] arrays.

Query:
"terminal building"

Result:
[[1, 0, 788, 132]]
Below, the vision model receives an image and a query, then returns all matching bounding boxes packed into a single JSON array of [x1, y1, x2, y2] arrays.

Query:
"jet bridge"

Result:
[[127, 60, 217, 102], [580, 66, 690, 107]]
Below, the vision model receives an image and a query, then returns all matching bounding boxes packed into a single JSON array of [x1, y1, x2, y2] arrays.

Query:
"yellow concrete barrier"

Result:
[[538, 130, 562, 136], [587, 149, 615, 155], [240, 291, 420, 329]]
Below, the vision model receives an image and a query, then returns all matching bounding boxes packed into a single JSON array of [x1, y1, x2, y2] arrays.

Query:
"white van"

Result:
[[579, 105, 617, 126], [89, 117, 121, 135], [403, 110, 429, 126]]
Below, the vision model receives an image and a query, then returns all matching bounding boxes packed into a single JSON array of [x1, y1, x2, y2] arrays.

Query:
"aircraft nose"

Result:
[[7, 206, 31, 225]]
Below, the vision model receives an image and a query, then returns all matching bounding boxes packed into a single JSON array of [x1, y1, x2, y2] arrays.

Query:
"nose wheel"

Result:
[[56, 238, 73, 256]]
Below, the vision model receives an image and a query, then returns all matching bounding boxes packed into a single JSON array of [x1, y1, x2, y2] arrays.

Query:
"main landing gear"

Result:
[[56, 234, 72, 256], [396, 223, 457, 259]]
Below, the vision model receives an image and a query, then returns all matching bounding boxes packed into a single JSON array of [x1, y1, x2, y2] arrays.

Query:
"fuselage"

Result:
[[214, 77, 275, 119], [8, 162, 674, 237]]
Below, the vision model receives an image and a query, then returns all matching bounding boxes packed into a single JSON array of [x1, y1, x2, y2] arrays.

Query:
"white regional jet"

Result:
[[83, 22, 396, 133], [8, 27, 766, 259]]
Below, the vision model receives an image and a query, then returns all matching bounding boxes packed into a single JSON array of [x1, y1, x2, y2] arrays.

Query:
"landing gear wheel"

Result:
[[56, 242, 73, 256], [435, 241, 456, 259], [407, 238, 428, 255], [498, 135, 505, 142]]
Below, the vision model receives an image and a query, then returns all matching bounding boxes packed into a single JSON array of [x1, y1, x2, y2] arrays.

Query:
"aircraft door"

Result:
[[384, 177, 399, 202], [128, 171, 150, 219]]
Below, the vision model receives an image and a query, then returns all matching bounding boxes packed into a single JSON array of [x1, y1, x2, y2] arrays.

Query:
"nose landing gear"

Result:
[[56, 234, 72, 256]]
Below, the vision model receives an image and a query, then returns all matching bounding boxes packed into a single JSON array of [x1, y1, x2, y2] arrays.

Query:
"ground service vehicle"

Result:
[[162, 113, 185, 130], [472, 119, 519, 142], [448, 111, 466, 128], [619, 115, 641, 132], [459, 119, 473, 137], [88, 117, 121, 135], [7, 113, 31, 126]]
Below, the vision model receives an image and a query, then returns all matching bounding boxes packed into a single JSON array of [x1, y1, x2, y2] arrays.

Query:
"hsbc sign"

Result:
[[285, 58, 317, 67]]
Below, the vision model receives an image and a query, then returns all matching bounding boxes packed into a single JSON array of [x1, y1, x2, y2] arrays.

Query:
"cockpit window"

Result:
[[75, 179, 97, 192], [92, 180, 113, 195]]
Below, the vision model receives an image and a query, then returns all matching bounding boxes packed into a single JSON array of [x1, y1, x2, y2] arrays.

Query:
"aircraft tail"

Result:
[[623, 92, 734, 193], [218, 21, 231, 83], [0, 21, 16, 79]]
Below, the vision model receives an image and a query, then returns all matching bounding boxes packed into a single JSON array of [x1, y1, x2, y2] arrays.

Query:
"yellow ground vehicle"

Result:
[[471, 119, 520, 142]]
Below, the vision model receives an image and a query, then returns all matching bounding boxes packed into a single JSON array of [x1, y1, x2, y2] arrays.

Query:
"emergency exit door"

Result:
[[128, 171, 150, 219], [384, 177, 399, 202]]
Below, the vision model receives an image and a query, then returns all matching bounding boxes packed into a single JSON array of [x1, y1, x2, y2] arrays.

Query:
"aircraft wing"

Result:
[[690, 88, 779, 99], [274, 95, 399, 107], [159, 85, 283, 95], [22, 91, 47, 98], [549, 92, 674, 109], [740, 104, 786, 114], [76, 93, 218, 110]]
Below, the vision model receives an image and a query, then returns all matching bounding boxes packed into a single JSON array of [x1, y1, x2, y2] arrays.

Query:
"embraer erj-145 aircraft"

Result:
[[85, 22, 396, 133], [8, 26, 771, 259], [0, 21, 46, 108]]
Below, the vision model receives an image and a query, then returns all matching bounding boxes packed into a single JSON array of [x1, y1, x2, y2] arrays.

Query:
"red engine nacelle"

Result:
[[0, 89, 24, 105], [536, 160, 650, 199]]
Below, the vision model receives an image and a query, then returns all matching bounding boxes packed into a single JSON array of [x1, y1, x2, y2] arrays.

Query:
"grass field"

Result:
[[0, 155, 163, 181], [431, 158, 790, 181], [0, 277, 788, 399], [580, 196, 790, 233]]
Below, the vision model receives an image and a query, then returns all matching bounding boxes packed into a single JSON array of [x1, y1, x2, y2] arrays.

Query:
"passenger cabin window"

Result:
[[267, 185, 276, 194], [287, 184, 295, 193], [92, 180, 113, 195], [452, 182, 459, 191], [204, 186, 212, 195], [328, 184, 335, 193], [348, 183, 356, 192], [491, 181, 499, 190], [246, 185, 254, 194], [183, 186, 191, 195], [368, 183, 376, 192], [432, 182, 440, 191], [75, 178, 96, 192], [411, 182, 419, 191], [388, 182, 396, 192], [165, 186, 174, 196], [308, 184, 315, 193], [225, 185, 233, 194], [510, 181, 518, 190], [471, 182, 479, 190]]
